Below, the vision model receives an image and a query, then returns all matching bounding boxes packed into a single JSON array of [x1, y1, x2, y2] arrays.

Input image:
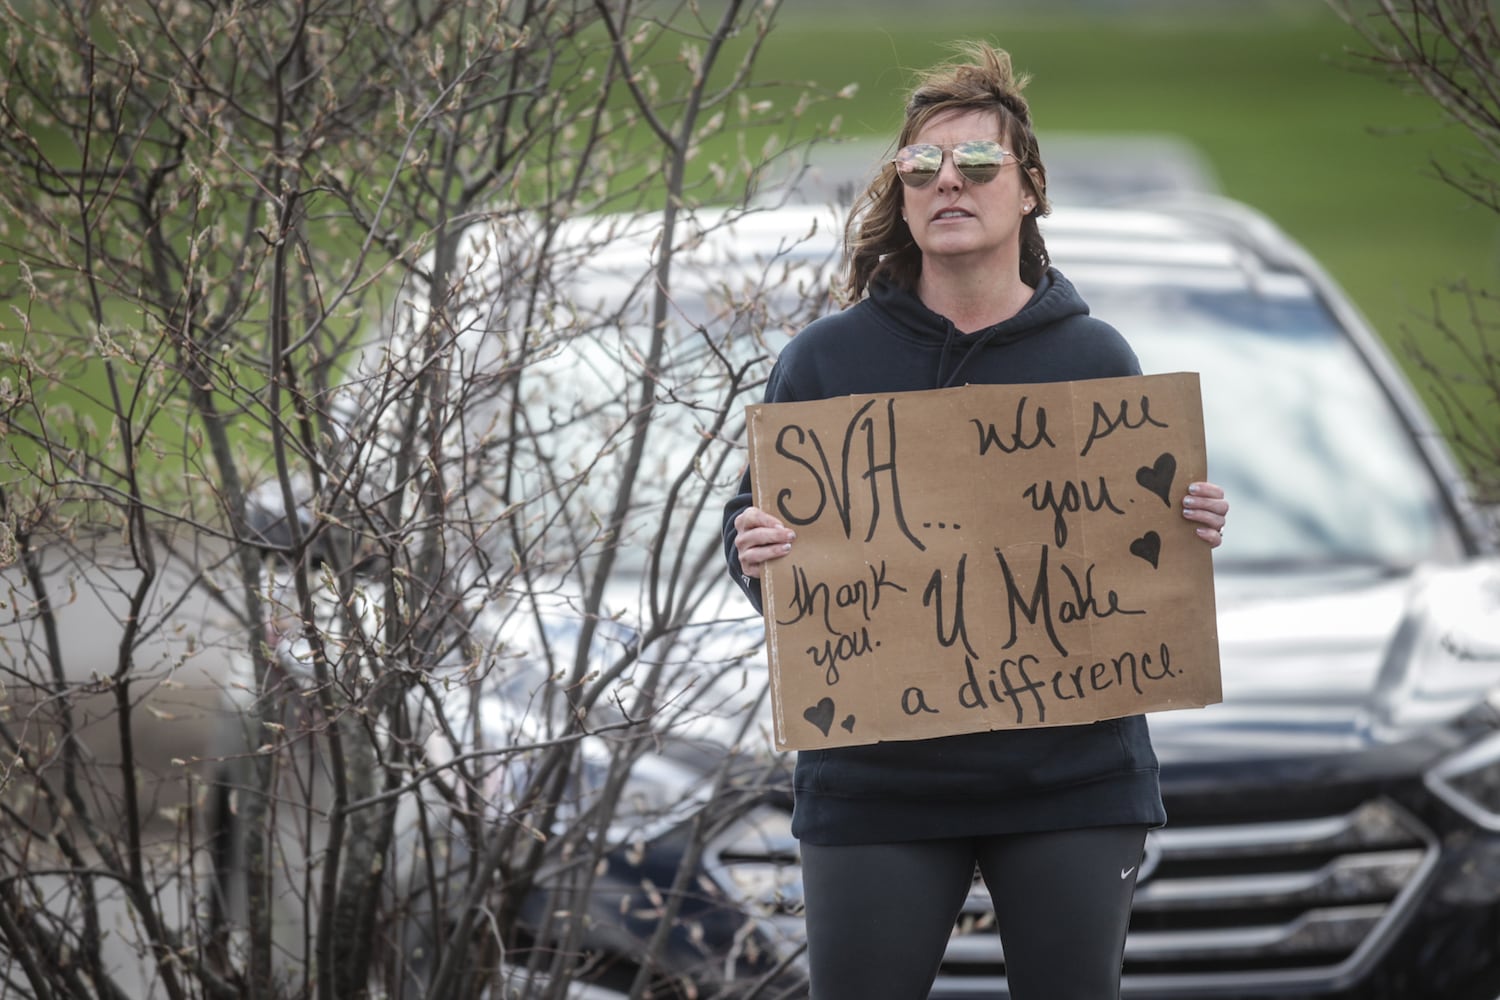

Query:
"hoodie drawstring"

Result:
[[940, 321, 1010, 389], [936, 322, 960, 388]]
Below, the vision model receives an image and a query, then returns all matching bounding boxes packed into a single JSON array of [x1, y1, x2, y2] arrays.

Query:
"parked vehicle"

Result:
[[692, 195, 1500, 1000], [212, 192, 1500, 1000]]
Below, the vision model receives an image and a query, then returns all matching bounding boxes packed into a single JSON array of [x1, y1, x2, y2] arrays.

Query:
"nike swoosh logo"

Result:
[[1120, 866, 1136, 880]]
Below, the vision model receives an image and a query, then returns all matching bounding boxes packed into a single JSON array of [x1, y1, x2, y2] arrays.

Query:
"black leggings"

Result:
[[800, 825, 1147, 1000]]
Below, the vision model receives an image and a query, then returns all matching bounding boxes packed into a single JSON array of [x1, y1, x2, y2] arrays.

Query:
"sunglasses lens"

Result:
[[894, 144, 943, 187], [952, 140, 1005, 183], [892, 140, 1010, 187]]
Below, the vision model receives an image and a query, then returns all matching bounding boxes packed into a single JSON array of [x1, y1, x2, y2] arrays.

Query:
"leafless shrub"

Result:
[[1328, 0, 1500, 503], [0, 2, 842, 997]]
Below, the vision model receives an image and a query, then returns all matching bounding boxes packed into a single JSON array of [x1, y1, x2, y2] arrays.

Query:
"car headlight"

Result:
[[1426, 727, 1500, 831]]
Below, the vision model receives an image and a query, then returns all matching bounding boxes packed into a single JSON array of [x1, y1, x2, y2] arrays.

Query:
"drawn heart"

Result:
[[803, 697, 835, 737], [1130, 531, 1162, 569], [1136, 452, 1177, 507], [840, 714, 857, 734]]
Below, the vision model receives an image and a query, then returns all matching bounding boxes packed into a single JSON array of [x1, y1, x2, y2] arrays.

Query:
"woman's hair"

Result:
[[841, 42, 1051, 302]]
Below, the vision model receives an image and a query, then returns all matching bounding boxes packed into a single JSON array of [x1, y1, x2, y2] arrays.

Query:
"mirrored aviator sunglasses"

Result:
[[891, 139, 1016, 188]]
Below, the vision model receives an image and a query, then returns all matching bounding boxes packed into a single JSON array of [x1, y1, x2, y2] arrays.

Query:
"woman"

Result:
[[722, 43, 1229, 1000]]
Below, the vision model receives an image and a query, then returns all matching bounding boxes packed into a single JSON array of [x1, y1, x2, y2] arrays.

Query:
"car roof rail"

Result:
[[1127, 191, 1317, 276]]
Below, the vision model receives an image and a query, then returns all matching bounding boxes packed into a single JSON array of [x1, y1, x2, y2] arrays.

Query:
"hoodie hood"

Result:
[[733, 263, 1140, 453], [868, 268, 1095, 388]]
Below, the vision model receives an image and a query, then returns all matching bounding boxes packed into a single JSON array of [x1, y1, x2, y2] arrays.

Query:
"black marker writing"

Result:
[[1056, 562, 1145, 625], [971, 395, 1055, 456], [1049, 643, 1175, 701], [773, 398, 925, 551], [1022, 476, 1126, 547], [957, 654, 1049, 724], [1079, 396, 1169, 457], [807, 626, 874, 686], [994, 546, 1144, 658], [779, 561, 907, 631], [923, 555, 979, 659], [901, 687, 941, 715], [996, 545, 1068, 657]]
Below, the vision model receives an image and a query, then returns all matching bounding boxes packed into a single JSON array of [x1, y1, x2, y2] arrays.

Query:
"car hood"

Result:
[[1148, 557, 1500, 764]]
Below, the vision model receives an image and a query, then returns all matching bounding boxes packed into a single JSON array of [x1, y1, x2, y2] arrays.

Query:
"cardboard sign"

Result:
[[747, 372, 1221, 752]]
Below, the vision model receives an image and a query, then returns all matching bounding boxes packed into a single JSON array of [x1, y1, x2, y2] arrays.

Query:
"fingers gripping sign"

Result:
[[1181, 481, 1230, 548], [735, 506, 796, 580]]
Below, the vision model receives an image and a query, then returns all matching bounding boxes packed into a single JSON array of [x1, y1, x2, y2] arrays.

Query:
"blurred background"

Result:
[[742, 0, 1498, 440]]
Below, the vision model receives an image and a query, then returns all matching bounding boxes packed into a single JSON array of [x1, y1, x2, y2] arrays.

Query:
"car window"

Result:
[[1085, 280, 1459, 570]]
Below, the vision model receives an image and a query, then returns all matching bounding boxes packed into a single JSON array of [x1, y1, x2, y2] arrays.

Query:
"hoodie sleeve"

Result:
[[723, 462, 763, 613], [722, 358, 803, 613]]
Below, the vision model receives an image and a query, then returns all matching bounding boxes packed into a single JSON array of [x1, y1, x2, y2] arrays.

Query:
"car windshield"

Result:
[[1081, 275, 1459, 571]]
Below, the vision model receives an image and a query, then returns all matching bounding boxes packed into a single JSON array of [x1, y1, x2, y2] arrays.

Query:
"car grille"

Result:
[[933, 797, 1438, 998]]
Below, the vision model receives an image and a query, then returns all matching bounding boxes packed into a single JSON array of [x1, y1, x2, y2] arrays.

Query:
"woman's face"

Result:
[[899, 109, 1033, 273]]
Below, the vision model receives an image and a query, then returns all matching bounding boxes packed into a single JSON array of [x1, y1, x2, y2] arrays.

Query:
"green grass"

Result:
[[745, 5, 1499, 463]]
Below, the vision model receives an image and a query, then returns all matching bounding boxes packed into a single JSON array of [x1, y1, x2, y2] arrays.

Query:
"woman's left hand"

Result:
[[1183, 481, 1229, 548]]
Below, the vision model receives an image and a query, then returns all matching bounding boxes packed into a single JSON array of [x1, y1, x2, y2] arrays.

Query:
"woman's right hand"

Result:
[[733, 506, 796, 580]]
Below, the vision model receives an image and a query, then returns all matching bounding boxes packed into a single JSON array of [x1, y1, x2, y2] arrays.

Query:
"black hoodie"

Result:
[[723, 268, 1167, 845]]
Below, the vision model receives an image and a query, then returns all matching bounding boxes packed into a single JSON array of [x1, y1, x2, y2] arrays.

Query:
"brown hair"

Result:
[[841, 42, 1051, 302]]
